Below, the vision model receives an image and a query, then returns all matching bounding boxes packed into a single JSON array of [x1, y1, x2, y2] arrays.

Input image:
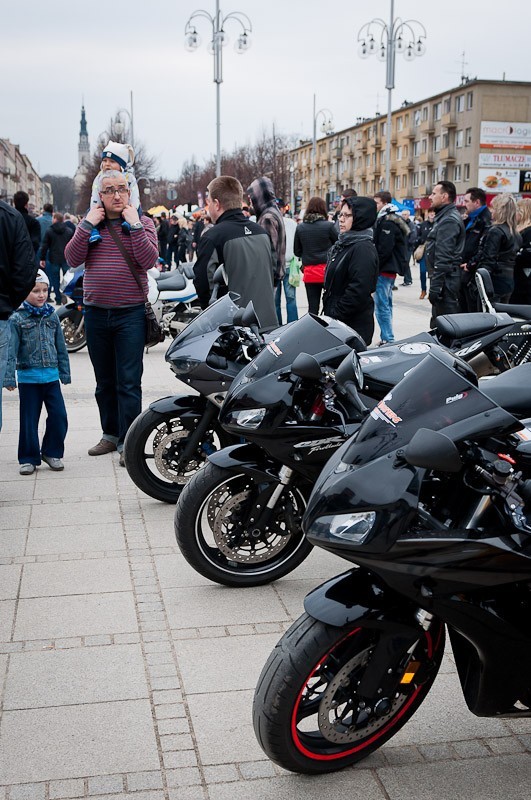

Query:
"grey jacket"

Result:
[[425, 203, 465, 295]]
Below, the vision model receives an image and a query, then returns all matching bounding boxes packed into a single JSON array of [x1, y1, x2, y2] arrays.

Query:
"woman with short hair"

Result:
[[294, 196, 338, 315]]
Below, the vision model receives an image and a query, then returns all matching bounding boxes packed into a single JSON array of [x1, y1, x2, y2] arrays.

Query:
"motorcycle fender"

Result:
[[208, 442, 280, 483], [56, 303, 77, 318], [304, 568, 419, 631], [148, 394, 208, 418]]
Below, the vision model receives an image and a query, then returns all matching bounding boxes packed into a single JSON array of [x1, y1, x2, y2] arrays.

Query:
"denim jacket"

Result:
[[3, 307, 71, 387]]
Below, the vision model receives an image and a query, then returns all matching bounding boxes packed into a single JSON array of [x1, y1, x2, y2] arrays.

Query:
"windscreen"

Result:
[[165, 293, 241, 357], [341, 348, 498, 466]]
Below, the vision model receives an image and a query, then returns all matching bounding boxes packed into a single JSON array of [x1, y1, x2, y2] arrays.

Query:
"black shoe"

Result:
[[401, 281, 413, 286], [392, 285, 398, 291]]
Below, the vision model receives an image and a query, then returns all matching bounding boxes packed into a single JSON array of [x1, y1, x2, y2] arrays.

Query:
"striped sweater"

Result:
[[64, 217, 158, 308]]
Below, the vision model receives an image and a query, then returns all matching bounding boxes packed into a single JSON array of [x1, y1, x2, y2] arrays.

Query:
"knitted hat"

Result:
[[35, 269, 49, 286], [101, 140, 135, 170]]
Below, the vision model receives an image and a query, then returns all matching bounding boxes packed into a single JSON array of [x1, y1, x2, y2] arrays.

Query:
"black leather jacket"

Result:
[[425, 203, 465, 294], [0, 201, 38, 318], [475, 223, 522, 280]]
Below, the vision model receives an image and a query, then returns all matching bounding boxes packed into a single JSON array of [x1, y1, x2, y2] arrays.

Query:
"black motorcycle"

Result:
[[123, 293, 263, 503], [253, 344, 531, 773]]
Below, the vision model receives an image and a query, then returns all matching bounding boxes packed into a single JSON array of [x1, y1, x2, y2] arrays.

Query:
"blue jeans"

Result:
[[46, 262, 67, 304], [374, 275, 395, 343], [18, 381, 68, 464], [85, 304, 146, 450], [0, 320, 12, 431], [275, 271, 299, 324], [419, 256, 427, 292]]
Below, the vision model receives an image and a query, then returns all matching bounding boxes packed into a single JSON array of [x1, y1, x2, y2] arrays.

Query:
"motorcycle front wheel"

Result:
[[174, 462, 312, 586], [253, 612, 445, 774], [59, 309, 86, 352], [123, 408, 231, 504]]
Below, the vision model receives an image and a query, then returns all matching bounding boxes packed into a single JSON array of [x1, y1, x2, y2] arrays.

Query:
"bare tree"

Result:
[[42, 175, 76, 213]]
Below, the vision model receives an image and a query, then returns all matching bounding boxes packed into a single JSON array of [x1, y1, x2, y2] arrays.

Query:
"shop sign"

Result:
[[479, 153, 531, 168], [477, 168, 520, 192], [520, 170, 531, 193], [480, 121, 531, 149]]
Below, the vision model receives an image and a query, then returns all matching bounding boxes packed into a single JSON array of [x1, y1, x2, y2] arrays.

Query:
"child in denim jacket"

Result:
[[3, 271, 70, 475]]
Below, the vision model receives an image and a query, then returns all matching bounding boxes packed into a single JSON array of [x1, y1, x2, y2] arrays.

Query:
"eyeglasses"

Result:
[[101, 186, 129, 196], [338, 212, 353, 219]]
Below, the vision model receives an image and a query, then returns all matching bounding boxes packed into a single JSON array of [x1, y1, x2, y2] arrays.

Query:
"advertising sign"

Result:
[[478, 168, 520, 193], [520, 170, 531, 193], [480, 121, 531, 150], [479, 153, 531, 169]]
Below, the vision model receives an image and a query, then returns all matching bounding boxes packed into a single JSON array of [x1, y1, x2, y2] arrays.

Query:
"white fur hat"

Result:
[[35, 269, 49, 286], [101, 140, 135, 169]]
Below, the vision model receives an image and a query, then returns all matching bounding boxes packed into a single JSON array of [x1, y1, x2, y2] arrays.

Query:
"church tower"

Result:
[[78, 105, 90, 168]]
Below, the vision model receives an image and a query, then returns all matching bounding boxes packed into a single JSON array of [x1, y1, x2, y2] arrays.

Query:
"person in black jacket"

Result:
[[157, 212, 169, 262], [373, 191, 409, 344], [39, 213, 74, 304], [426, 181, 465, 326], [416, 208, 435, 299], [13, 191, 41, 255], [459, 187, 492, 311], [294, 196, 337, 314], [0, 199, 38, 430], [511, 198, 531, 305], [323, 196, 379, 346], [474, 193, 521, 303]]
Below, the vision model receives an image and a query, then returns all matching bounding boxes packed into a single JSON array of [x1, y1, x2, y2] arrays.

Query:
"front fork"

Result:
[[245, 466, 295, 537]]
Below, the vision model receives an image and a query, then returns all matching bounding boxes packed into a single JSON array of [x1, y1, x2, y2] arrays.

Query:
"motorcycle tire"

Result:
[[123, 408, 232, 504], [253, 612, 445, 774], [174, 462, 313, 587], [59, 310, 86, 352]]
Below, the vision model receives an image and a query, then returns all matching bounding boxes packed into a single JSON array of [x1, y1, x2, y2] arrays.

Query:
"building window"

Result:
[[365, 154, 371, 168], [433, 135, 441, 152], [432, 168, 438, 185], [464, 163, 470, 181], [455, 130, 463, 148], [403, 144, 408, 157], [442, 132, 449, 149], [465, 127, 472, 146], [455, 94, 465, 113], [466, 92, 473, 110], [443, 97, 451, 114], [414, 109, 421, 127], [404, 113, 409, 125], [433, 102, 442, 121], [413, 141, 420, 157], [421, 138, 428, 154], [454, 164, 462, 182], [396, 146, 402, 161], [397, 116, 403, 131], [395, 175, 400, 191], [402, 174, 407, 188], [381, 121, 387, 136], [381, 150, 386, 164], [422, 106, 428, 121], [421, 169, 426, 184], [413, 172, 420, 188]]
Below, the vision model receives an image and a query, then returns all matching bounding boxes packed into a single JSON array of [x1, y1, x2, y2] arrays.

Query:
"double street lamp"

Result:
[[312, 94, 334, 196], [185, 1, 252, 177], [358, 0, 426, 191], [112, 91, 135, 149]]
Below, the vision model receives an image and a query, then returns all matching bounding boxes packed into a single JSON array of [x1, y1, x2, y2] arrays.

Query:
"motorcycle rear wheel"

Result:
[[174, 462, 312, 586], [123, 408, 231, 504], [253, 612, 445, 773]]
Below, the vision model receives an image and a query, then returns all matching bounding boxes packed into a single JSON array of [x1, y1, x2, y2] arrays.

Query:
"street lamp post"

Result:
[[289, 165, 295, 214], [185, 1, 252, 177], [112, 91, 135, 148], [312, 94, 334, 196], [358, 0, 426, 191]]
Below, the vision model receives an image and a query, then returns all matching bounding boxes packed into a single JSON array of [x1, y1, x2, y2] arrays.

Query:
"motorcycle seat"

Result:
[[480, 363, 531, 416], [156, 273, 187, 291], [181, 263, 195, 280], [436, 312, 502, 340], [494, 303, 531, 321]]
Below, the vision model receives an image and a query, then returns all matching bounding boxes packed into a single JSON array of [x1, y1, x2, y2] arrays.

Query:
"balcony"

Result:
[[373, 136, 382, 149], [420, 118, 435, 134], [440, 146, 456, 162], [406, 158, 415, 170], [404, 125, 416, 139], [419, 152, 434, 166], [441, 111, 457, 128]]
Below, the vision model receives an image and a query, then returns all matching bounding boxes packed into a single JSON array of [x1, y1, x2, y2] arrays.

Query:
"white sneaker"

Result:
[[42, 455, 64, 471], [19, 463, 36, 475]]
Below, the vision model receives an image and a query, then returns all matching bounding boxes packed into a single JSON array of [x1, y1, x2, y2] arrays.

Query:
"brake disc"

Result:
[[152, 426, 195, 483]]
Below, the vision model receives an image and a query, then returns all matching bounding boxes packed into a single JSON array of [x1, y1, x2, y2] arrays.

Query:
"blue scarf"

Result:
[[465, 205, 487, 231], [22, 301, 55, 317]]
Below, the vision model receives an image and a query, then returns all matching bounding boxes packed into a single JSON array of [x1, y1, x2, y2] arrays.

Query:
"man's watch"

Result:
[[130, 221, 143, 231]]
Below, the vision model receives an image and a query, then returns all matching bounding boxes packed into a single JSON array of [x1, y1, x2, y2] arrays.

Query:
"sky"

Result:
[[2, 0, 531, 180]]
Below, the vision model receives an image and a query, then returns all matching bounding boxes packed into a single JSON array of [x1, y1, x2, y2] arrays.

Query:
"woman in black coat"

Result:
[[511, 198, 531, 305], [322, 196, 379, 346], [475, 193, 521, 303], [294, 196, 338, 315]]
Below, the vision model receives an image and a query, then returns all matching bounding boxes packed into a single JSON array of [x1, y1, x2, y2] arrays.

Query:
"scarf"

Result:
[[22, 301, 55, 317], [465, 205, 487, 231], [328, 229, 374, 263]]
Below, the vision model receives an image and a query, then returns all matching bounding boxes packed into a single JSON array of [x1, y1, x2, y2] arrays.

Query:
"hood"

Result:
[[247, 176, 276, 216], [347, 197, 377, 230], [51, 222, 67, 234]]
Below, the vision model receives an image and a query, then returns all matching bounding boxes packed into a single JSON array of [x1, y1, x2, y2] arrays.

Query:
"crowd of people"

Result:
[[2, 140, 531, 478]]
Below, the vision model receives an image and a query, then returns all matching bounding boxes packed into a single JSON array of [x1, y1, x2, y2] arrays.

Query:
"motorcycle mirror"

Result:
[[240, 302, 260, 329], [335, 351, 363, 390], [232, 308, 244, 326], [404, 428, 462, 473], [209, 266, 227, 304], [291, 353, 323, 380]]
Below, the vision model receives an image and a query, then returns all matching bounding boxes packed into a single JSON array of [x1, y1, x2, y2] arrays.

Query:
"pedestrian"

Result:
[[63, 213, 76, 234], [459, 187, 492, 311], [511, 198, 531, 305], [323, 196, 379, 346], [177, 218, 188, 263], [3, 270, 70, 475], [13, 191, 41, 254], [36, 203, 53, 268], [399, 208, 417, 286], [426, 181, 466, 327], [473, 193, 521, 303], [167, 216, 180, 268], [0, 199, 38, 431], [39, 212, 74, 305], [247, 176, 286, 286], [333, 189, 357, 232], [64, 170, 158, 466], [157, 212, 170, 262], [415, 208, 436, 300], [294, 196, 338, 315], [191, 212, 205, 257], [186, 219, 195, 262], [275, 200, 298, 324], [193, 175, 277, 329], [373, 191, 409, 345]]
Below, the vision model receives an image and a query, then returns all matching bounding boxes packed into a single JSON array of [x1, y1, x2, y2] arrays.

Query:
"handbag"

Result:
[[288, 256, 302, 288], [105, 219, 165, 348], [414, 242, 426, 262]]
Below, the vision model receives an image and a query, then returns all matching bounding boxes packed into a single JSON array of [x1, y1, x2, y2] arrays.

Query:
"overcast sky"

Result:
[[3, 0, 530, 180]]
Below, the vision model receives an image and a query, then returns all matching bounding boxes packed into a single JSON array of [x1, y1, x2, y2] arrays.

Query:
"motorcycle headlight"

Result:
[[169, 357, 202, 375], [307, 512, 376, 544], [226, 408, 266, 429]]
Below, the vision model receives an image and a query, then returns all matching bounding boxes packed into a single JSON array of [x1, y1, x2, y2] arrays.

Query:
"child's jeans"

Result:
[[18, 381, 68, 465]]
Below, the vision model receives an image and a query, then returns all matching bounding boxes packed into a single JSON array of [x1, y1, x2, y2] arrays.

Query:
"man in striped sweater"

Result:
[[65, 172, 158, 465]]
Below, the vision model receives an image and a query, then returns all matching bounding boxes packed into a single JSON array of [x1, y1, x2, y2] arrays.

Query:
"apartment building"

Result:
[[0, 139, 52, 210], [290, 79, 531, 211]]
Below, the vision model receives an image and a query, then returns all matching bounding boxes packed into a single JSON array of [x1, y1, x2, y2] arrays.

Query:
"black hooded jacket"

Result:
[[0, 201, 38, 318], [247, 177, 286, 282], [323, 197, 379, 345], [40, 221, 73, 265]]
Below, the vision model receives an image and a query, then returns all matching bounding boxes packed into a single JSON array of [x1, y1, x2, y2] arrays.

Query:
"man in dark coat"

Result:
[[426, 181, 466, 326], [373, 191, 410, 344], [247, 176, 286, 285], [459, 187, 492, 311], [40, 213, 74, 304], [13, 191, 41, 254]]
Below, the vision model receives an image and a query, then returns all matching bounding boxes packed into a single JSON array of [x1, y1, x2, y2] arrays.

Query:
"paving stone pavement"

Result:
[[1, 290, 531, 799]]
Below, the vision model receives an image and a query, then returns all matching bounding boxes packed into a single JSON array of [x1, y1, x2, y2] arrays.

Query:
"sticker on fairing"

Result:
[[266, 340, 283, 357], [445, 391, 468, 405], [370, 394, 403, 426], [360, 355, 382, 364]]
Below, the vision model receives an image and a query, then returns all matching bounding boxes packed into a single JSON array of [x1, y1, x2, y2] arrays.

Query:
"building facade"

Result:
[[0, 139, 52, 210], [290, 79, 531, 211]]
